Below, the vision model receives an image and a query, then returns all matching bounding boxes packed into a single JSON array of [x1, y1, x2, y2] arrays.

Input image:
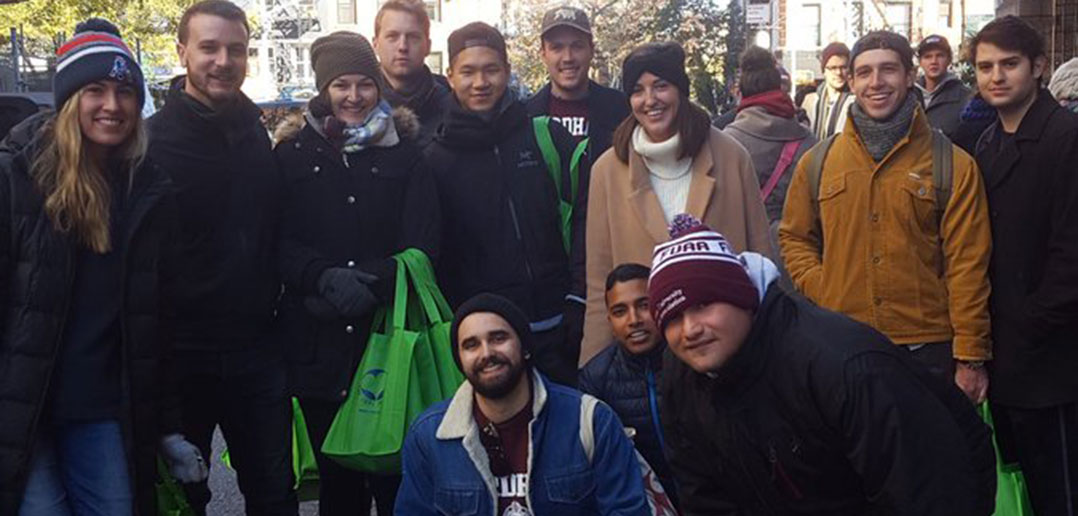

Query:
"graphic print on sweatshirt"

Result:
[[549, 95, 589, 142], [475, 402, 533, 516]]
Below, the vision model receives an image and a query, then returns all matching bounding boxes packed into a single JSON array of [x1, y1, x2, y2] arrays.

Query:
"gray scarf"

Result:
[[850, 92, 918, 162]]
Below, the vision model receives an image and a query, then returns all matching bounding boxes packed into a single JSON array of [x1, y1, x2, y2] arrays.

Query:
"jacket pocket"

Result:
[[433, 488, 481, 515], [543, 469, 596, 505], [899, 177, 941, 237], [817, 173, 847, 202]]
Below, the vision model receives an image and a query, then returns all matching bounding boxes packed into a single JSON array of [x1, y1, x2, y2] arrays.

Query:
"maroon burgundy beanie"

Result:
[[647, 214, 759, 332]]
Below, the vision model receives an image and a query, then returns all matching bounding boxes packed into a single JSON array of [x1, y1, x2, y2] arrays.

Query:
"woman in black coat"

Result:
[[274, 31, 439, 516], [0, 19, 204, 516]]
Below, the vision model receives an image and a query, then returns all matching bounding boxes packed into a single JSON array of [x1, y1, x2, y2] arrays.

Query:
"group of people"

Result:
[[0, 0, 1075, 514]]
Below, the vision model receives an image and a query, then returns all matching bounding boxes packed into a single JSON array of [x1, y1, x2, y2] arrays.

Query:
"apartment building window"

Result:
[[885, 2, 912, 39], [425, 0, 442, 22], [939, 0, 953, 28], [425, 52, 443, 75], [802, 4, 821, 47], [295, 45, 310, 82], [338, 0, 356, 25]]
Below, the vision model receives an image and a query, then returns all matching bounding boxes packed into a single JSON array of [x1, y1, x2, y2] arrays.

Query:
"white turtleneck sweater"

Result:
[[633, 126, 693, 223]]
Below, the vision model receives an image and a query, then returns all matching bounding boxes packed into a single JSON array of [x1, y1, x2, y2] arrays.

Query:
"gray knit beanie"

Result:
[[310, 31, 382, 93]]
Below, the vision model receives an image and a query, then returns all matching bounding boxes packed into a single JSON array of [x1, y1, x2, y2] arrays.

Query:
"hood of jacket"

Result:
[[916, 73, 968, 104], [727, 106, 814, 142], [1049, 57, 1078, 102]]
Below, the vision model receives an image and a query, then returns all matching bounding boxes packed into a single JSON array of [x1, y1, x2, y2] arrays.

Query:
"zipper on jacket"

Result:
[[646, 366, 667, 452], [768, 443, 804, 500], [494, 146, 535, 283]]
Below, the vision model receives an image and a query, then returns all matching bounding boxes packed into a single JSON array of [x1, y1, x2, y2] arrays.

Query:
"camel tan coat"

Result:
[[581, 127, 774, 366]]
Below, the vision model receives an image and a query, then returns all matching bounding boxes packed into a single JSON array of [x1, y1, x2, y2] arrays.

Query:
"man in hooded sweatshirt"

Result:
[[425, 22, 588, 387], [724, 46, 817, 264], [915, 35, 971, 137]]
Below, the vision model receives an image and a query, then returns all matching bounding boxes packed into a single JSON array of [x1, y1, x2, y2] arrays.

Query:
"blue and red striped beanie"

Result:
[[54, 18, 145, 110]]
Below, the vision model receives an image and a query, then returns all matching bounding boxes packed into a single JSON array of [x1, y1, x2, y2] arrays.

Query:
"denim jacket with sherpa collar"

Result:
[[395, 370, 650, 515]]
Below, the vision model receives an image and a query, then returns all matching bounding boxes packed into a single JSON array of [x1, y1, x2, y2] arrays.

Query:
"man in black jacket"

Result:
[[971, 16, 1078, 514], [525, 6, 629, 159], [652, 214, 995, 515], [373, 0, 450, 148], [915, 35, 971, 137], [578, 263, 676, 506], [146, 2, 296, 514], [427, 22, 587, 387]]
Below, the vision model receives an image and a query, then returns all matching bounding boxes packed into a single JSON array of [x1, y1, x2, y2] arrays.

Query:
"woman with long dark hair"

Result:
[[0, 19, 205, 516]]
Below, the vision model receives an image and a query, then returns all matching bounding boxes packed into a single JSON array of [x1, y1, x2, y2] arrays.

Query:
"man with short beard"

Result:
[[396, 294, 649, 516], [373, 0, 450, 148], [526, 6, 628, 158], [915, 35, 970, 137], [970, 16, 1078, 514], [780, 31, 993, 405], [146, 1, 295, 514]]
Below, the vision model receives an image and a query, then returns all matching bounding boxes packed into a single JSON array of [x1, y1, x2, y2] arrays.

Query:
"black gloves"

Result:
[[316, 267, 379, 318]]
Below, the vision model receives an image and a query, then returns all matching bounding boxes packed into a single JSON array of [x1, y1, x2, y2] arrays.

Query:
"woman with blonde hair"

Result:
[[581, 41, 773, 366], [0, 19, 205, 516]]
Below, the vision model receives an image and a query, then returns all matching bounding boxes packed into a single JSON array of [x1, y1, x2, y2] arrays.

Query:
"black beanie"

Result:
[[54, 18, 145, 110], [450, 293, 533, 373], [448, 22, 507, 65], [310, 31, 382, 93], [621, 41, 691, 97]]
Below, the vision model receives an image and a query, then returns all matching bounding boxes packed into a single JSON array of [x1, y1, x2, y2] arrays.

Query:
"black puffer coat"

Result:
[[579, 342, 676, 503], [275, 108, 440, 401], [662, 285, 995, 516], [0, 113, 182, 516]]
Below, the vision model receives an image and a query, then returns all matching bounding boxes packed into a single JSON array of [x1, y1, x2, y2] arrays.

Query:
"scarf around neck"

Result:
[[382, 66, 436, 112], [738, 90, 797, 119], [850, 92, 918, 162], [321, 99, 399, 153]]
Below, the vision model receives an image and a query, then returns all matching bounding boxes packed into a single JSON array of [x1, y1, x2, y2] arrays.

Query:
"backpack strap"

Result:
[[533, 116, 563, 196], [580, 393, 599, 465], [807, 134, 839, 215], [761, 139, 804, 202], [569, 138, 588, 202], [532, 116, 581, 255], [931, 129, 953, 214]]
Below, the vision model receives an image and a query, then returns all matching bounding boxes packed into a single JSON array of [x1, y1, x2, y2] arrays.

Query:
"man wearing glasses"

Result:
[[801, 42, 857, 138]]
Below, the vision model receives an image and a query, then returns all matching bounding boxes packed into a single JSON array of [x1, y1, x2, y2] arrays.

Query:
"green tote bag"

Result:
[[399, 248, 464, 398], [978, 403, 1035, 516], [321, 256, 418, 473]]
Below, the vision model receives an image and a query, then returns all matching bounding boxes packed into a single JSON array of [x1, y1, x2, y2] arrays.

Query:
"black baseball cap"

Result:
[[918, 34, 952, 57], [541, 6, 591, 39]]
